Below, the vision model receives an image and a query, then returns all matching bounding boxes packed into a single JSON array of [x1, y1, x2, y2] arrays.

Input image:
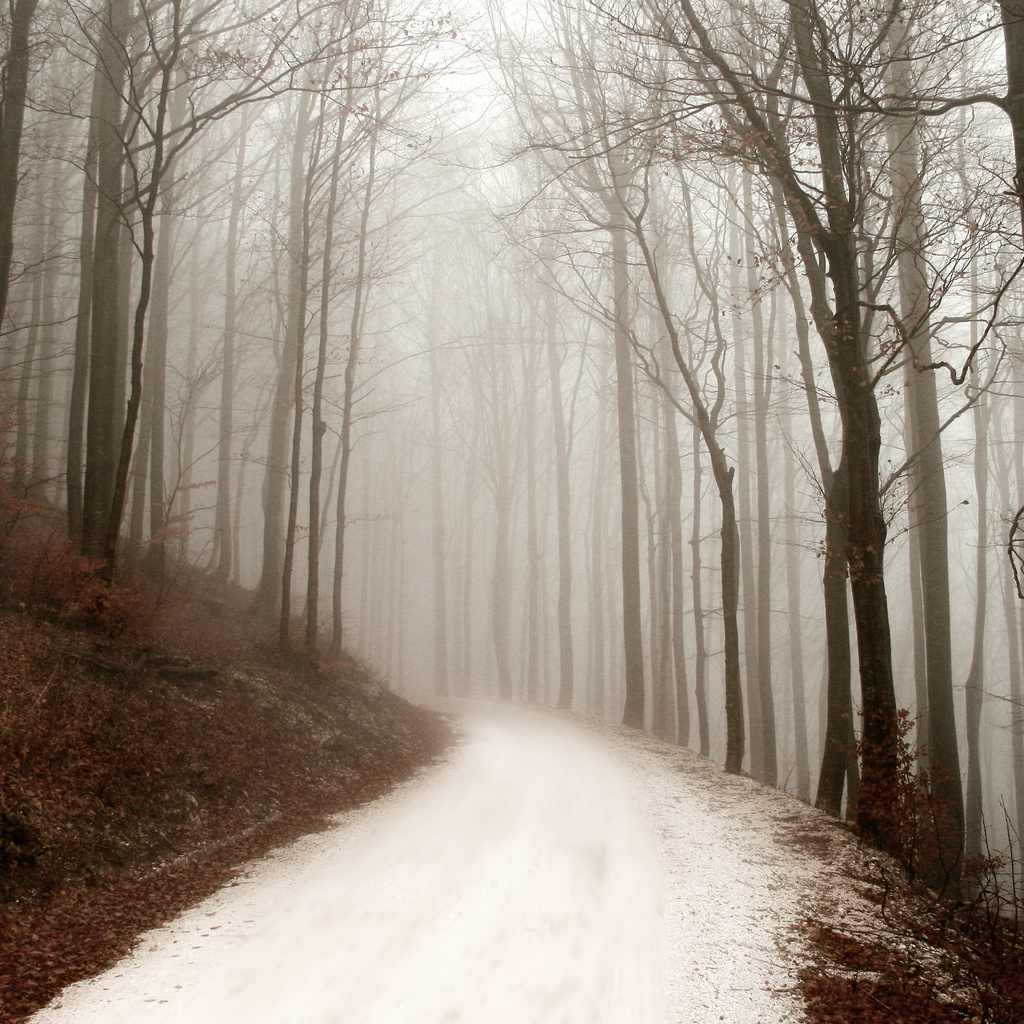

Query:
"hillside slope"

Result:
[[0, 588, 451, 1024]]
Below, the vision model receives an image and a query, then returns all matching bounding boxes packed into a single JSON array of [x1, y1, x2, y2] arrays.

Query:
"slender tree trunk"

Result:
[[544, 276, 575, 710], [744, 172, 777, 785], [1002, 1, 1024, 240], [279, 110, 316, 651], [128, 364, 151, 554], [994, 405, 1024, 843], [489, 332, 514, 702], [459, 419, 479, 698], [66, 73, 102, 541], [610, 214, 645, 728], [631, 213, 743, 772], [964, 362, 989, 863], [213, 122, 249, 584], [640, 403, 660, 735], [780, 322, 811, 801], [14, 191, 45, 489], [888, 88, 963, 876], [767, 174, 855, 814], [29, 203, 58, 501], [305, 115, 344, 654], [252, 103, 306, 617], [663, 385, 689, 746], [177, 236, 201, 564], [429, 343, 449, 696], [691, 417, 709, 756], [654, 397, 677, 742], [522, 332, 540, 702], [142, 204, 173, 578], [590, 394, 609, 719], [730, 209, 762, 777], [906, 484, 930, 764], [330, 132, 376, 659]]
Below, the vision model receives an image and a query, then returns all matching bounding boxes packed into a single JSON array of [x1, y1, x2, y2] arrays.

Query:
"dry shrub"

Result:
[[803, 711, 1024, 1023], [8, 541, 153, 634], [854, 708, 962, 892]]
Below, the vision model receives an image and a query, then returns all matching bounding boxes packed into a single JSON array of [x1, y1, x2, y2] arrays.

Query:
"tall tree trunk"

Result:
[[489, 335, 514, 702], [590, 393, 609, 719], [888, 83, 963, 877], [544, 276, 575, 710], [994, 407, 1024, 847], [963, 362, 989, 863], [610, 214, 645, 728], [127, 364, 151, 554], [779, 316, 811, 801], [252, 101, 306, 618], [640, 401, 661, 735], [143, 203, 173, 578], [14, 188, 45, 490], [459, 418, 479, 698], [330, 132, 376, 659], [744, 171, 777, 786], [305, 114, 344, 654], [0, 0, 39, 331], [522, 332, 540, 702], [81, 0, 129, 559], [663, 385, 689, 746], [66, 73, 102, 541], [690, 417, 709, 756], [643, 395, 667, 741], [630, 212, 743, 772], [279, 105, 316, 651], [177, 234, 201, 564], [29, 194, 58, 502], [429, 343, 449, 696], [1001, 1, 1024, 240], [730, 207, 762, 777], [767, 174, 855, 815], [213, 121, 249, 584]]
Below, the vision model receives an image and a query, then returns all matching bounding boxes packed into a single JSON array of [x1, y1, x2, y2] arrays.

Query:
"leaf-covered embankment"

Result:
[[0, 597, 451, 1024]]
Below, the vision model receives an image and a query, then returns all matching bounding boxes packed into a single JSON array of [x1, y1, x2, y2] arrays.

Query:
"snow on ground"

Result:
[[31, 701, 861, 1023]]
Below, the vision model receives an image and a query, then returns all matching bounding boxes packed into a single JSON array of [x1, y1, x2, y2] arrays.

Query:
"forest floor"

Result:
[[14, 697, 1024, 1024], [0, 563, 452, 1024]]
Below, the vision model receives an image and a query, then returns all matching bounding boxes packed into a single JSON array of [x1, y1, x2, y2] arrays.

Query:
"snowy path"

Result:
[[32, 703, 837, 1023]]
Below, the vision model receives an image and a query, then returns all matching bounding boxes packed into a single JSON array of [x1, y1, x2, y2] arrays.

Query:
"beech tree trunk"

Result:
[[278, 94, 314, 647], [212, 122, 249, 584], [744, 172, 777, 786], [430, 343, 450, 695], [66, 70, 102, 541], [522, 332, 540, 702], [0, 0, 39, 331], [690, 418, 709, 756], [663, 384, 689, 747], [610, 214, 645, 729], [964, 360, 989, 863], [887, 77, 963, 875], [330, 131, 376, 658], [729, 210, 762, 777], [544, 273, 575, 710], [80, 0, 129, 559]]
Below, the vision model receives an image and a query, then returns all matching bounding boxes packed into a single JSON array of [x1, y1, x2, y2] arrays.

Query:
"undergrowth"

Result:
[[801, 711, 1024, 1023]]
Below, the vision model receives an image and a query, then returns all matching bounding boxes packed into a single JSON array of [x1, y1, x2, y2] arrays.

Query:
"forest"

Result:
[[1, 0, 1022, 892]]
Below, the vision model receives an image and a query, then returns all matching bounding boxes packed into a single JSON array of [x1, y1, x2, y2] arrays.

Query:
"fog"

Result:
[[1, 0, 1022, 867]]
